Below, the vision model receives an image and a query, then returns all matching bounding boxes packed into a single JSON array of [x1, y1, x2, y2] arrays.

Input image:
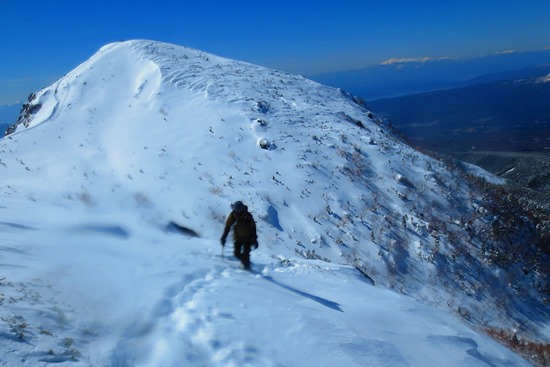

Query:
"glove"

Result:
[[253, 241, 258, 249], [220, 238, 226, 247]]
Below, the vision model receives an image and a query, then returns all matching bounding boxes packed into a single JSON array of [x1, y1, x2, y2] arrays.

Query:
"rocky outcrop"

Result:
[[5, 93, 41, 136]]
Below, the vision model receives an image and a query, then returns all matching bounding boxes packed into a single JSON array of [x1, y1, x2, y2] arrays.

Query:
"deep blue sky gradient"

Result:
[[1, 0, 549, 105]]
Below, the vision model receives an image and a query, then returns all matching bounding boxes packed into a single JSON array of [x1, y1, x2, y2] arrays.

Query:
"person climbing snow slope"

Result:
[[220, 201, 258, 270]]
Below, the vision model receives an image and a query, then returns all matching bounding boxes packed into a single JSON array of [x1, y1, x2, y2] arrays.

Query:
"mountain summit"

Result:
[[1, 40, 547, 366]]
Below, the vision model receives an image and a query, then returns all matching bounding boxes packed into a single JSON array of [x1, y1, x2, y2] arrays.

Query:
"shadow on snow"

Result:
[[259, 274, 343, 312]]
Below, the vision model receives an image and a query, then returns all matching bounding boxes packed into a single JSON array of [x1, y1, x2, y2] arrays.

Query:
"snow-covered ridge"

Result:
[[1, 40, 546, 366]]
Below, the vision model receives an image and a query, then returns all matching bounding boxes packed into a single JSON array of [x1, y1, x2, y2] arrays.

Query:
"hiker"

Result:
[[220, 201, 258, 269]]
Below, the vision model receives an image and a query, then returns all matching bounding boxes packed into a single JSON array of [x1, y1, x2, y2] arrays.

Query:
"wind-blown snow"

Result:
[[0, 40, 538, 366]]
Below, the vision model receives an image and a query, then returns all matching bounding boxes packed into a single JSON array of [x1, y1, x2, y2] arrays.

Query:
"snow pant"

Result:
[[234, 241, 252, 269]]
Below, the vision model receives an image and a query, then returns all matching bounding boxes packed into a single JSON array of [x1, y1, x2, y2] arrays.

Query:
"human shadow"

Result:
[[259, 274, 343, 312]]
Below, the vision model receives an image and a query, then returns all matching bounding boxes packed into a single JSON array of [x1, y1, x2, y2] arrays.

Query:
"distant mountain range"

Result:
[[367, 66, 550, 152], [309, 49, 550, 100], [308, 49, 550, 153]]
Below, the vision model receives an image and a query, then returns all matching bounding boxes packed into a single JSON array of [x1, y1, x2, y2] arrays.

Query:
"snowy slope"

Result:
[[0, 40, 543, 366]]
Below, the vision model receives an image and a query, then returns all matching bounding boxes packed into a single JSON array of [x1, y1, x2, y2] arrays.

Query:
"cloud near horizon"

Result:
[[380, 56, 453, 65], [0, 101, 22, 107]]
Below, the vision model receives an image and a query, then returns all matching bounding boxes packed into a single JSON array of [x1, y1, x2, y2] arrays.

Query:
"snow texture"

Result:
[[0, 40, 538, 366]]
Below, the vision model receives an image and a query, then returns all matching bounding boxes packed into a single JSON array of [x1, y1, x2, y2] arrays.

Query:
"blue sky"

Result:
[[1, 0, 550, 106]]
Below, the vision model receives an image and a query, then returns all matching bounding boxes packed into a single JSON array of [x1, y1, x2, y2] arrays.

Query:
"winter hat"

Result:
[[231, 201, 245, 212]]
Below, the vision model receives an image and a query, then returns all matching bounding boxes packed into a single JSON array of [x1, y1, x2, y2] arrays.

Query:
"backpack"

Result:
[[233, 211, 257, 242]]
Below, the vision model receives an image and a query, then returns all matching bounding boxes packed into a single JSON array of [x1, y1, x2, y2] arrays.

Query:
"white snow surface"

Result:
[[0, 40, 536, 366]]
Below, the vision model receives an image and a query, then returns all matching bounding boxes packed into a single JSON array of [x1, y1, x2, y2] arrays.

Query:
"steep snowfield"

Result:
[[0, 40, 540, 366]]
